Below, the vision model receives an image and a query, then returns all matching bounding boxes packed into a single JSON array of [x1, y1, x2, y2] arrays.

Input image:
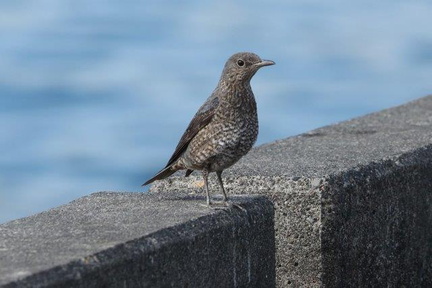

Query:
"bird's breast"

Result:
[[181, 88, 259, 171]]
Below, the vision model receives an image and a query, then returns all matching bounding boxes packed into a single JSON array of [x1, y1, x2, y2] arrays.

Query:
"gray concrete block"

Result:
[[0, 193, 275, 287], [150, 95, 432, 287]]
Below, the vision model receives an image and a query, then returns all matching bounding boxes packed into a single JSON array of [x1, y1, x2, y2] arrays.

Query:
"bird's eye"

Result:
[[237, 59, 245, 67]]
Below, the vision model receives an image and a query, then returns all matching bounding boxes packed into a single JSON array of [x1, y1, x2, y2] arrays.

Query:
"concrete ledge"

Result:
[[151, 95, 432, 287], [0, 193, 275, 287]]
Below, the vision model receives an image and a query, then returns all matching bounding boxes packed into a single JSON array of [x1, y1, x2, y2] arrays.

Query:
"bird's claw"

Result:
[[199, 200, 246, 212]]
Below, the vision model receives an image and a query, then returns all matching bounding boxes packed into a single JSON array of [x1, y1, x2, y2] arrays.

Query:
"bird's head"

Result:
[[221, 52, 275, 84]]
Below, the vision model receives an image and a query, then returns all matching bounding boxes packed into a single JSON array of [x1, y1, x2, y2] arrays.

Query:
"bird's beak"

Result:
[[255, 59, 275, 67]]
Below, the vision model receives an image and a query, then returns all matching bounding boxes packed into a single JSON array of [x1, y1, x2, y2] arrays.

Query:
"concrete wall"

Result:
[[1, 95, 432, 287], [322, 153, 432, 287], [0, 194, 275, 287], [151, 95, 432, 287]]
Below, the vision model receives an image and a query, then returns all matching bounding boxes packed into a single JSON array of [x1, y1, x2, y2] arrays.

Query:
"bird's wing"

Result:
[[165, 94, 219, 167]]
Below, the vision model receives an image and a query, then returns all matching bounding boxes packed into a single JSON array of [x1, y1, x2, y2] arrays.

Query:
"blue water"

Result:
[[1, 1, 431, 223]]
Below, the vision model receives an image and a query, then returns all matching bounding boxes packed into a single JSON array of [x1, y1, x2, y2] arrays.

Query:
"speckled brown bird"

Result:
[[143, 52, 275, 206]]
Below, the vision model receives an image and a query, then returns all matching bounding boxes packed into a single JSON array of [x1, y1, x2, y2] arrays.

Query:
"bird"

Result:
[[143, 52, 275, 206]]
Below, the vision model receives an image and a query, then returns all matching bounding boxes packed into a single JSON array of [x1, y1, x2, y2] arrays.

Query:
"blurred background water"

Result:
[[0, 1, 431, 223]]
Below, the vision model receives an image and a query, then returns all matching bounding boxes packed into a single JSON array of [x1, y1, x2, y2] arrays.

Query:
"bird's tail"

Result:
[[142, 165, 176, 186]]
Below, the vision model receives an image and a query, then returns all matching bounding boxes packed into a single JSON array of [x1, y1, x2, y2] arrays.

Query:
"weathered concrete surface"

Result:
[[151, 95, 432, 287], [0, 193, 275, 287]]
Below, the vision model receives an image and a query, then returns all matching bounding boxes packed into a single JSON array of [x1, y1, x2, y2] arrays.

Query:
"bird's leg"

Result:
[[216, 171, 246, 212], [216, 171, 228, 202], [202, 170, 211, 206]]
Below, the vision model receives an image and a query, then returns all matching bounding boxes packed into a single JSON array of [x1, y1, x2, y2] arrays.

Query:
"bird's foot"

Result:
[[205, 200, 247, 212], [209, 200, 229, 210], [198, 200, 212, 208], [198, 197, 246, 212], [225, 201, 247, 212], [197, 200, 225, 209]]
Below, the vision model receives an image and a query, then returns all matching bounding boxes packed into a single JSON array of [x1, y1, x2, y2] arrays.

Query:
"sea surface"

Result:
[[1, 1, 431, 223]]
